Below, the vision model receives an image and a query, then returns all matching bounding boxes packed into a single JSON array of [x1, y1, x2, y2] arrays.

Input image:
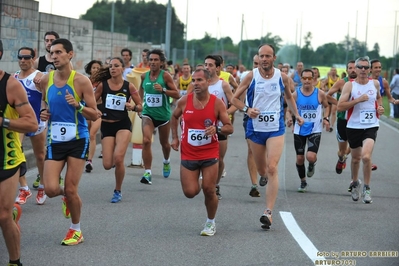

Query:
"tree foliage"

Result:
[[81, 0, 184, 47], [81, 1, 397, 69]]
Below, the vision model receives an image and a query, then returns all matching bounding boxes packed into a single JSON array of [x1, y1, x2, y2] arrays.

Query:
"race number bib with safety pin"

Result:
[[360, 109, 377, 124], [146, 93, 163, 107], [302, 110, 318, 123], [51, 122, 76, 141], [254, 110, 279, 132], [106, 94, 126, 111], [188, 129, 211, 146]]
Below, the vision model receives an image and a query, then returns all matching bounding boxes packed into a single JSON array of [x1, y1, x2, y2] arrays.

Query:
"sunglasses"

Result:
[[356, 65, 370, 70], [18, 55, 33, 60], [301, 77, 313, 81]]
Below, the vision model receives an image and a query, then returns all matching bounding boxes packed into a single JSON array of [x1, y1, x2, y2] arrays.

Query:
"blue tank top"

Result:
[[293, 71, 302, 89], [45, 70, 88, 143], [294, 87, 323, 136], [15, 70, 41, 122], [377, 76, 384, 96]]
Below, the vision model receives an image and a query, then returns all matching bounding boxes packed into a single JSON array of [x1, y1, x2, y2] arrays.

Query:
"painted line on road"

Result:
[[280, 211, 326, 263]]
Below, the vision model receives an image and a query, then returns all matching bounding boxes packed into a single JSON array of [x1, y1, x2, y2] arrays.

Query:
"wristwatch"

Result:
[[162, 87, 167, 93], [242, 105, 249, 113]]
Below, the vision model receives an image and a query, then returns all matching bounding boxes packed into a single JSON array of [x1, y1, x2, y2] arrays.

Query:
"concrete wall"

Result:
[[1, 0, 152, 73]]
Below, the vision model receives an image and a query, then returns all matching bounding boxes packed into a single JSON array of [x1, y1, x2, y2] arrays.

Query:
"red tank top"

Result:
[[181, 94, 219, 160]]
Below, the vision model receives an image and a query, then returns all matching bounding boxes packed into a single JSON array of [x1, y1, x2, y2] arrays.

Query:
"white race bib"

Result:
[[146, 93, 162, 107], [302, 110, 318, 123], [105, 94, 126, 111], [360, 109, 377, 124], [187, 129, 211, 146], [51, 122, 76, 142], [254, 110, 279, 132]]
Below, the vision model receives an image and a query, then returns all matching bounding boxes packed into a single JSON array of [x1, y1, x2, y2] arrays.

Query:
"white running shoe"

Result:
[[36, 188, 47, 205], [200, 222, 216, 236]]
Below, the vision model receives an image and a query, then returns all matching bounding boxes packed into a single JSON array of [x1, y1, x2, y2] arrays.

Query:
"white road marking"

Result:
[[280, 211, 326, 263]]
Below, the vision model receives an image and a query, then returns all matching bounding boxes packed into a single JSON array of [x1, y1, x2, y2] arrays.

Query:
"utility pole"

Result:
[[183, 0, 188, 61], [110, 1, 115, 56], [165, 0, 172, 59]]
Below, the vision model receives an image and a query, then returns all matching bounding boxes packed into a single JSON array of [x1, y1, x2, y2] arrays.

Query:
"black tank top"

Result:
[[101, 80, 130, 121], [37, 56, 55, 72]]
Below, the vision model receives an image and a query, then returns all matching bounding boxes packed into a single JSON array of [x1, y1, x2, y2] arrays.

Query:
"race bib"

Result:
[[254, 110, 279, 132], [188, 129, 211, 146], [105, 94, 126, 111], [360, 109, 377, 124], [301, 110, 318, 123], [146, 93, 162, 107], [51, 122, 76, 142]]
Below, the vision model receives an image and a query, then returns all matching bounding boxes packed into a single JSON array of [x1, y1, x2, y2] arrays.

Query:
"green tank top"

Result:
[[336, 77, 348, 120], [142, 70, 171, 121]]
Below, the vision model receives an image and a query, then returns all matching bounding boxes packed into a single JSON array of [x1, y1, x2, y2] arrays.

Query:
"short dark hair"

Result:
[[142, 49, 149, 53], [370, 59, 380, 68], [193, 68, 211, 80], [147, 49, 166, 62], [205, 55, 221, 67], [0, 40, 3, 60], [395, 68, 399, 75], [346, 60, 355, 70], [84, 60, 103, 75], [121, 48, 132, 57], [18, 47, 35, 58], [44, 31, 60, 40], [52, 38, 73, 53], [301, 68, 314, 77]]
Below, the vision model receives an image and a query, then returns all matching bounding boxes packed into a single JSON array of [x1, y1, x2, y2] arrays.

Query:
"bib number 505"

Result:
[[258, 114, 275, 123]]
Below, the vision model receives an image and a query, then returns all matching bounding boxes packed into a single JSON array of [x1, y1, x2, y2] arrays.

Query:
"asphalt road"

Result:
[[2, 112, 399, 266]]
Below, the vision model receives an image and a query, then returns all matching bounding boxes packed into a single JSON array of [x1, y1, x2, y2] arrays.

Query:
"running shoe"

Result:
[[298, 182, 308, 193], [362, 186, 372, 204], [62, 196, 71, 219], [216, 186, 222, 200], [32, 174, 40, 189], [348, 179, 361, 193], [249, 187, 260, 197], [221, 169, 227, 178], [260, 210, 272, 229], [15, 188, 32, 205], [140, 172, 152, 185], [200, 222, 216, 236], [163, 163, 171, 178], [85, 160, 93, 173], [98, 152, 103, 158], [111, 190, 122, 203], [61, 228, 84, 246], [371, 164, 377, 171], [59, 176, 64, 187], [335, 155, 347, 174], [351, 180, 361, 201], [259, 176, 268, 187], [36, 188, 47, 205], [12, 204, 22, 231], [307, 163, 316, 178]]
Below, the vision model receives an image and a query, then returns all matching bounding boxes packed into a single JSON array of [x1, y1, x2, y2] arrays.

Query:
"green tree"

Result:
[[81, 0, 184, 47]]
